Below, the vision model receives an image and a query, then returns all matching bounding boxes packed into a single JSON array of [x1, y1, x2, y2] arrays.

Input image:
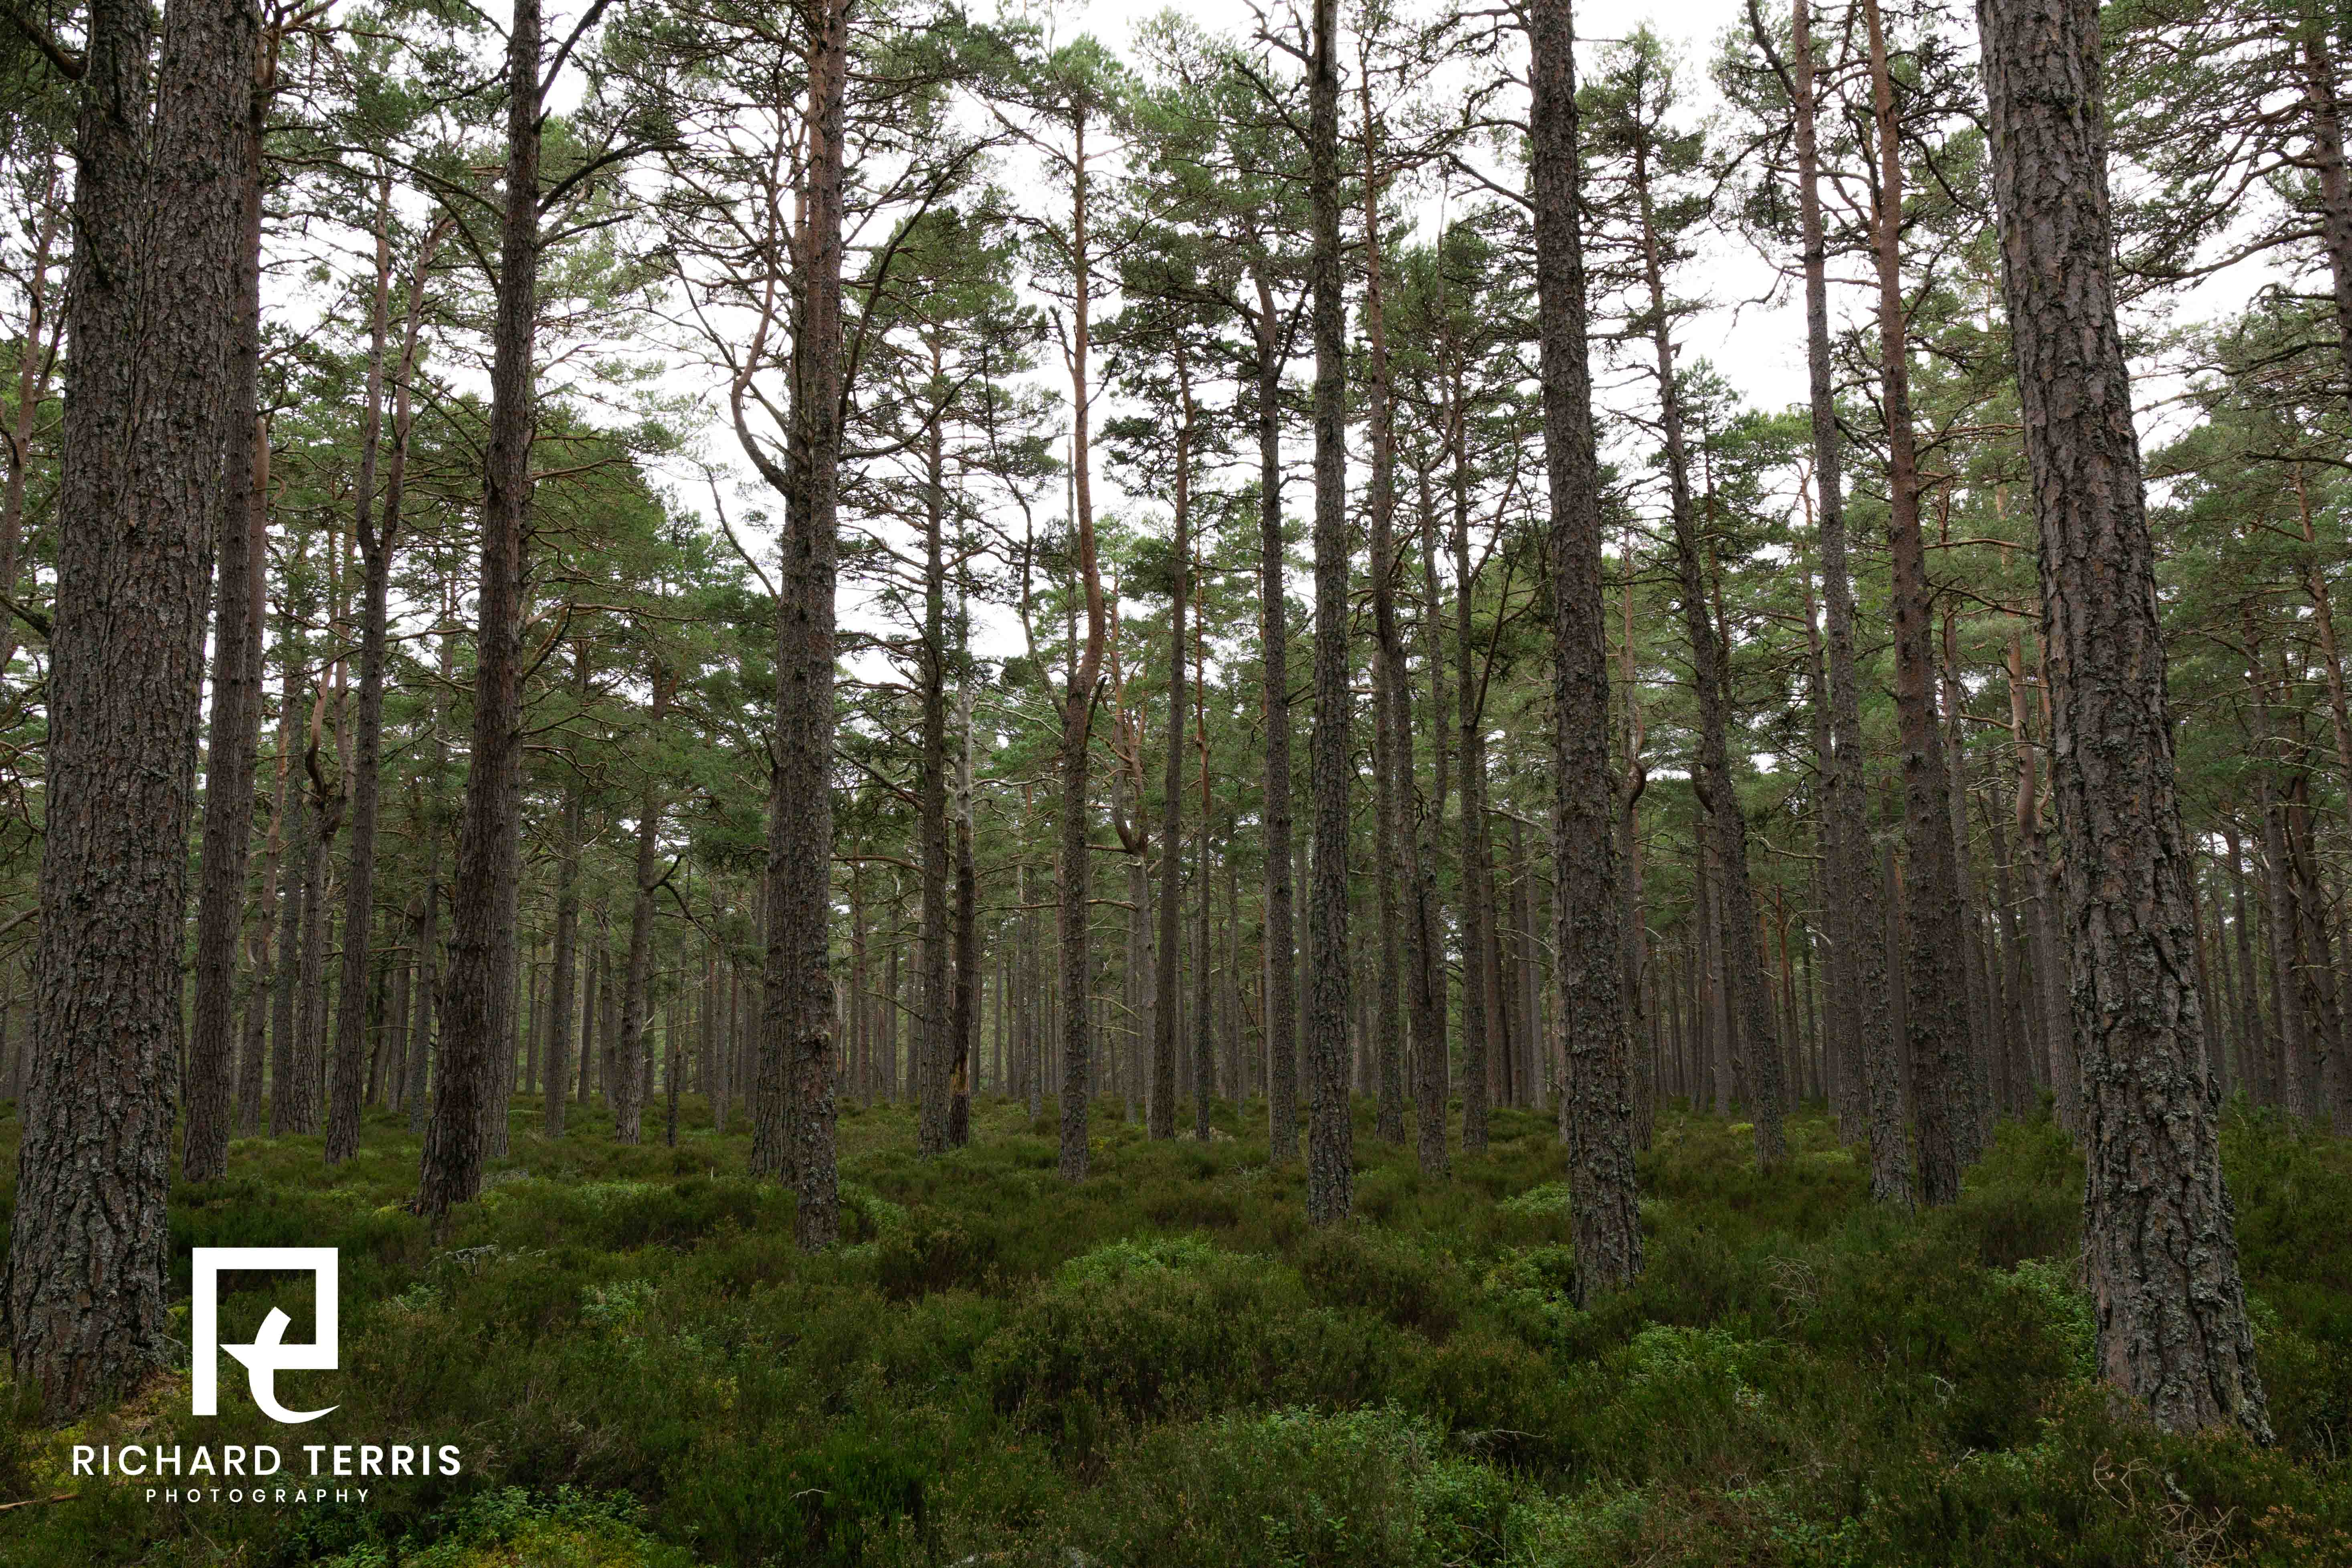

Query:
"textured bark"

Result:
[[1977, 0, 2269, 1436], [1302, 0, 1353, 1226], [185, 85, 266, 1183], [4, 0, 258, 1417], [418, 0, 539, 1216], [1528, 0, 1641, 1302], [328, 186, 430, 1165], [1863, 0, 1969, 1206]]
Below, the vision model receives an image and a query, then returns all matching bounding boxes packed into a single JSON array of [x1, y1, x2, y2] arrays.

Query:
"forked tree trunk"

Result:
[[1527, 0, 1642, 1303], [1977, 0, 2269, 1436]]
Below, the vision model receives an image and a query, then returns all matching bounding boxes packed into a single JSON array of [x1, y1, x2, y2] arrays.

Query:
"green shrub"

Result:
[[1074, 1407, 1513, 1568], [1297, 1227, 1463, 1339]]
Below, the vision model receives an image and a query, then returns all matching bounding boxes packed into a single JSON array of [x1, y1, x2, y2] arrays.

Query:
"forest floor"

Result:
[[0, 1095, 2348, 1567]]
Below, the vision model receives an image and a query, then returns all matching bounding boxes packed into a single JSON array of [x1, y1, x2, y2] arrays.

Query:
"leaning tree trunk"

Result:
[[1976, 0, 2270, 1437], [1863, 0, 1970, 1206], [1303, 0, 1354, 1227], [418, 0, 539, 1216], [185, 79, 267, 1183], [1528, 0, 1642, 1303], [5, 0, 257, 1418]]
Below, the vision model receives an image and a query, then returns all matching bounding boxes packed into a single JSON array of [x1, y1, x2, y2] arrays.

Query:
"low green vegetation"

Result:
[[2, 1098, 2346, 1566]]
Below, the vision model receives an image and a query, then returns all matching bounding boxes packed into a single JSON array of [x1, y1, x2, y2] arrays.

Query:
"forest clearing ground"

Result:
[[0, 1097, 2346, 1566]]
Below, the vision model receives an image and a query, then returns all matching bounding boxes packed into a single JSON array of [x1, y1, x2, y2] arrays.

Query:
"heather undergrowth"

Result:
[[0, 1096, 2345, 1566]]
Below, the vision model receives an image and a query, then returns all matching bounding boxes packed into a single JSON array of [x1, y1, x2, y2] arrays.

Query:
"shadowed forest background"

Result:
[[0, 0, 2348, 1560]]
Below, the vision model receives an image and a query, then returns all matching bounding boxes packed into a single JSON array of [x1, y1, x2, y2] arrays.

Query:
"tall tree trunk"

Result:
[[1048, 101, 1107, 1186], [1528, 0, 1641, 1301], [406, 624, 453, 1134], [1862, 0, 1969, 1205], [2225, 820, 2266, 1103], [950, 674, 978, 1146], [1977, 0, 2269, 1436], [1303, 0, 1354, 1225], [616, 674, 673, 1144], [917, 350, 952, 1158], [1253, 267, 1299, 1166], [1783, 0, 1906, 1199], [1414, 470, 1450, 1174], [185, 77, 267, 1183], [329, 180, 431, 1164], [544, 641, 587, 1139], [5, 0, 259, 1417], [1450, 386, 1492, 1156], [1361, 79, 1406, 1147], [418, 0, 539, 1216], [1634, 136, 1784, 1168], [1153, 344, 1193, 1140]]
